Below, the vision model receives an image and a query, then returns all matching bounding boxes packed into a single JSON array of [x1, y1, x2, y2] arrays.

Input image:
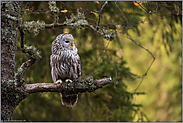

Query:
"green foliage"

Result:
[[13, 1, 181, 122]]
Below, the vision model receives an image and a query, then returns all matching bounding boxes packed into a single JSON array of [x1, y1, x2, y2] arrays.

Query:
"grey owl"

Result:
[[50, 33, 81, 108]]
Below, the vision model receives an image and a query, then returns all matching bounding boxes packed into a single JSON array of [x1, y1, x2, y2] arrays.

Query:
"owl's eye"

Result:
[[65, 41, 69, 43]]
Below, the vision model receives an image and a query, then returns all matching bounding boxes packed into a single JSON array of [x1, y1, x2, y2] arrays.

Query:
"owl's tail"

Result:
[[60, 93, 78, 108]]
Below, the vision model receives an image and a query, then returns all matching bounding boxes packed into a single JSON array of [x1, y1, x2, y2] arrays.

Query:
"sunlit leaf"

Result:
[[61, 9, 68, 13], [133, 1, 143, 7], [25, 8, 29, 11], [94, 1, 99, 4], [116, 29, 122, 33], [91, 11, 99, 19]]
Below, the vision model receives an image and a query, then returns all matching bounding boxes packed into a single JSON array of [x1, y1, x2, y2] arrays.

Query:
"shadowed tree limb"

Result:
[[15, 27, 42, 87], [24, 77, 112, 94]]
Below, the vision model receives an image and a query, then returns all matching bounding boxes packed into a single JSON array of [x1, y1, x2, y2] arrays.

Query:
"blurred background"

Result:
[[13, 1, 182, 122]]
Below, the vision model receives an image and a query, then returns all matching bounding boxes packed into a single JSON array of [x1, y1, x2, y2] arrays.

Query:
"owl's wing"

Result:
[[76, 54, 81, 77], [50, 54, 58, 83]]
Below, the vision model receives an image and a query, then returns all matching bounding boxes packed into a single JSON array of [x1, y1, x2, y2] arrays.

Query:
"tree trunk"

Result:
[[1, 1, 25, 121]]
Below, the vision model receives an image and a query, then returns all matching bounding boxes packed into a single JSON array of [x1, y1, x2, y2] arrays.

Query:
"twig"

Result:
[[45, 23, 65, 28], [126, 36, 155, 92], [88, 24, 104, 37], [115, 2, 129, 26], [103, 57, 118, 89], [24, 77, 112, 94], [97, 1, 108, 30], [89, 40, 110, 76]]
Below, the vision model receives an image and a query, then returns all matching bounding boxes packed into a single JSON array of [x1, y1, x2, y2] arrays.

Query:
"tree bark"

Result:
[[1, 1, 23, 121], [24, 77, 111, 94]]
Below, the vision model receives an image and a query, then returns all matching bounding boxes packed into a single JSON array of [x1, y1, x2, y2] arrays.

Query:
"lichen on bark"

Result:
[[1, 1, 26, 121]]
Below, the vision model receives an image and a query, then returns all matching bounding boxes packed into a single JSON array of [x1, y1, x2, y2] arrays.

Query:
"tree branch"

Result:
[[45, 23, 65, 28], [15, 58, 36, 87], [97, 1, 108, 30], [24, 77, 112, 94], [15, 26, 42, 87], [115, 2, 129, 26]]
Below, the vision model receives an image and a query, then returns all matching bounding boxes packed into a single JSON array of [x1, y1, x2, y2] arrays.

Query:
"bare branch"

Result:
[[97, 1, 108, 29], [115, 2, 128, 26], [126, 36, 155, 92], [24, 77, 112, 94]]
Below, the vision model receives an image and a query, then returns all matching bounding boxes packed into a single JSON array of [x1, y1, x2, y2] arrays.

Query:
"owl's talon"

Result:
[[65, 79, 73, 83], [55, 80, 63, 84]]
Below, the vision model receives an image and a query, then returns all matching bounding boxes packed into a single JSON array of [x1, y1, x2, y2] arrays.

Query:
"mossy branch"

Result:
[[16, 25, 42, 87], [15, 59, 36, 87], [44, 8, 115, 41], [24, 77, 112, 94]]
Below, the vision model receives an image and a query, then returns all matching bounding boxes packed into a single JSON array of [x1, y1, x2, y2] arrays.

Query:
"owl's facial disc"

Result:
[[61, 37, 74, 50]]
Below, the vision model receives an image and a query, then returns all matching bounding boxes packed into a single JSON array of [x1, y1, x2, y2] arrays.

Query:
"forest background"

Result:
[[11, 1, 182, 122]]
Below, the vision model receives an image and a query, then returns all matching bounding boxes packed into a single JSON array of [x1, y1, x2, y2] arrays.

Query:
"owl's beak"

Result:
[[71, 43, 74, 50]]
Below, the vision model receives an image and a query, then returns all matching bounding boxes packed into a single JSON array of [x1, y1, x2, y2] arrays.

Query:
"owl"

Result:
[[50, 33, 81, 108]]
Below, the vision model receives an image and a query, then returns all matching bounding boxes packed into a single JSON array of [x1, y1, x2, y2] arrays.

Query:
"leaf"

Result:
[[61, 9, 68, 13], [116, 29, 122, 33], [94, 1, 99, 4], [133, 1, 143, 7], [25, 9, 29, 11], [91, 11, 99, 19]]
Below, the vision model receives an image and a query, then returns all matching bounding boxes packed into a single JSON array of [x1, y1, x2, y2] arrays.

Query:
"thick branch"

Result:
[[24, 77, 112, 94]]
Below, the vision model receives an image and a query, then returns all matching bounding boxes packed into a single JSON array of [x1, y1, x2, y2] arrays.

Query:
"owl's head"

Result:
[[59, 33, 74, 49], [52, 33, 78, 54]]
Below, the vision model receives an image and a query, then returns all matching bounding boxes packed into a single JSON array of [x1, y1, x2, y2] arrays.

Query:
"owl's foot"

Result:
[[65, 79, 73, 83], [55, 80, 63, 84]]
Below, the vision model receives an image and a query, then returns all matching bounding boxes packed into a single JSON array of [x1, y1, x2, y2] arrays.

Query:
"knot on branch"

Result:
[[22, 20, 45, 35], [22, 45, 42, 60], [64, 10, 88, 29]]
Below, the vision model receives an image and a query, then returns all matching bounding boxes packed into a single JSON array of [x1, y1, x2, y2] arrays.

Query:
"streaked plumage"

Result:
[[50, 33, 81, 108]]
